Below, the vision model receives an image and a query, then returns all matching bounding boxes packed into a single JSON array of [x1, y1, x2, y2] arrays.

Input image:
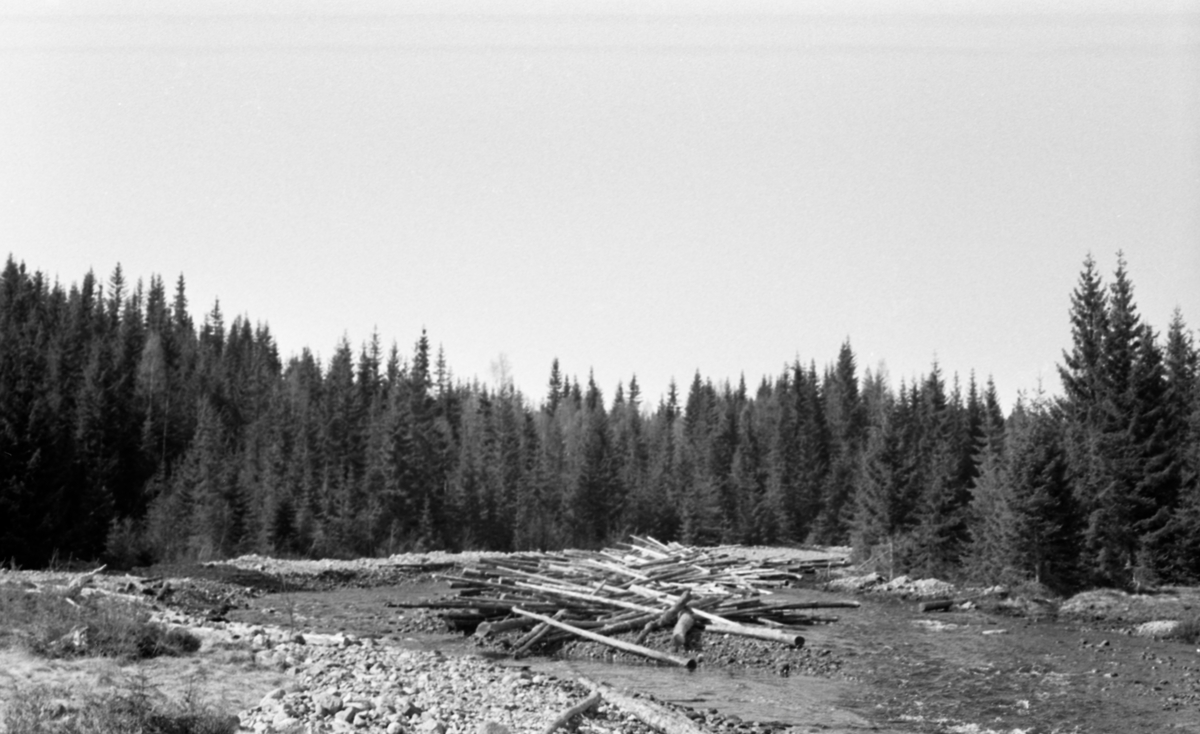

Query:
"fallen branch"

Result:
[[63, 565, 106, 599], [540, 691, 602, 734]]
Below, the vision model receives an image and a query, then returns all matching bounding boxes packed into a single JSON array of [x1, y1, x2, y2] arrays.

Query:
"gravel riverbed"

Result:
[[185, 617, 802, 734]]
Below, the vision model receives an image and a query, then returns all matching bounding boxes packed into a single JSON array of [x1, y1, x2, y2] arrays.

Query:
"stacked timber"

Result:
[[395, 537, 856, 669]]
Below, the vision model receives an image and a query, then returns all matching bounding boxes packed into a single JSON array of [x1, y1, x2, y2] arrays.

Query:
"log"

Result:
[[755, 615, 838, 628], [578, 676, 706, 734], [594, 613, 658, 637], [636, 588, 691, 644], [474, 616, 538, 638], [540, 691, 602, 734], [918, 599, 953, 613], [671, 610, 695, 650], [516, 582, 660, 615], [513, 608, 696, 670], [705, 621, 804, 648], [514, 609, 567, 658], [63, 565, 106, 599]]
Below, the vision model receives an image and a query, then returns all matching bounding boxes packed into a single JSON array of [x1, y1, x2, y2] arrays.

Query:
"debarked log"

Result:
[[513, 608, 697, 670], [636, 588, 692, 645], [694, 609, 804, 648], [514, 609, 567, 658], [671, 610, 695, 650], [474, 616, 539, 638], [578, 676, 707, 734]]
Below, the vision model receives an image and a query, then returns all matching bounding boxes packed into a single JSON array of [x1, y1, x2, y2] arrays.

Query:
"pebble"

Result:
[[236, 633, 635, 734]]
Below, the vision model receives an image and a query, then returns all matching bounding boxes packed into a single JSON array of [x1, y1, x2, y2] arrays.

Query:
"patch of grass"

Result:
[[3, 672, 239, 734], [0, 587, 199, 660], [1164, 617, 1200, 644]]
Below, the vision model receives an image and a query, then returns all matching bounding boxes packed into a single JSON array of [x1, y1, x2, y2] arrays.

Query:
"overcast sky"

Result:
[[3, 0, 1198, 411]]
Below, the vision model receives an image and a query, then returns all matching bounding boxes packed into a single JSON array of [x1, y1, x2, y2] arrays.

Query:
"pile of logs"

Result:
[[391, 536, 857, 670]]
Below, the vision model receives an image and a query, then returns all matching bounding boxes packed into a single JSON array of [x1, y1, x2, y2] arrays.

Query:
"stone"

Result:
[[315, 692, 344, 716], [259, 687, 286, 708], [418, 719, 447, 734], [477, 722, 512, 734]]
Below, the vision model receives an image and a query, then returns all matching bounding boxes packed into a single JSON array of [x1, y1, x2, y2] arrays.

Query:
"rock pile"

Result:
[[235, 631, 687, 734], [825, 572, 956, 599]]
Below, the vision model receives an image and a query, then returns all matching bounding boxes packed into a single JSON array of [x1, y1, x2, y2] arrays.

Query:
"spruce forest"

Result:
[[2, 253, 1198, 592]]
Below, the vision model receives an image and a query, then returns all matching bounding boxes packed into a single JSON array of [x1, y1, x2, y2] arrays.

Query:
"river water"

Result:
[[504, 657, 869, 728]]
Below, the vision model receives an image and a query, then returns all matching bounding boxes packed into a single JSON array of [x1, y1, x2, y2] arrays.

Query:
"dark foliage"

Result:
[[2, 253, 1197, 589]]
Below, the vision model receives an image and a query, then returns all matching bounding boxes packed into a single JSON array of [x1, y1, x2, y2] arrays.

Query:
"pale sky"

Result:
[[2, 1, 1198, 411]]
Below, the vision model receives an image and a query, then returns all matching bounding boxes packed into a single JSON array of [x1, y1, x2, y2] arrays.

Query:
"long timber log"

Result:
[[636, 588, 692, 644], [705, 620, 804, 647], [513, 608, 697, 670], [514, 609, 567, 658]]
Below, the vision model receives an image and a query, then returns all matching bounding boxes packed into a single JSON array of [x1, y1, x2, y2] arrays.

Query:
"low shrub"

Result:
[[1164, 616, 1200, 644], [0, 587, 199, 660], [3, 673, 239, 734]]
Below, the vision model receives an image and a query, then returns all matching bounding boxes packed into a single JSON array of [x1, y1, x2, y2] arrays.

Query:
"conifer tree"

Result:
[[852, 388, 905, 569], [1006, 396, 1081, 591], [814, 342, 863, 544], [762, 371, 798, 543], [963, 384, 1015, 584], [1160, 311, 1200, 579]]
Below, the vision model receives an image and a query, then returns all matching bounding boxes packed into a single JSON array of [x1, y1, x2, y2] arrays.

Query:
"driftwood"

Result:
[[918, 590, 997, 613], [62, 565, 107, 599], [918, 599, 954, 613], [514, 607, 696, 670], [578, 676, 707, 734], [412, 538, 854, 666], [515, 609, 567, 658], [475, 616, 538, 638], [637, 588, 691, 644], [671, 610, 695, 650], [540, 691, 602, 734], [705, 621, 804, 648]]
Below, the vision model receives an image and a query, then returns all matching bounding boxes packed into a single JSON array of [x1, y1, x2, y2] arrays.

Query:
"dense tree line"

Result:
[[2, 253, 1197, 590]]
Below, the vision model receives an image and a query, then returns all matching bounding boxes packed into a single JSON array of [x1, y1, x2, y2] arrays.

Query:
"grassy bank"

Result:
[[0, 583, 237, 734]]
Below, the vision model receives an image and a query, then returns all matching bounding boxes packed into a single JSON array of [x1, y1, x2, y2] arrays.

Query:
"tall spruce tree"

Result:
[[1006, 396, 1080, 591], [963, 379, 1014, 584]]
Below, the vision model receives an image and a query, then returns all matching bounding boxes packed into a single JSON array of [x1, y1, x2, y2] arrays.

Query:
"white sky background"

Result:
[[2, 1, 1198, 411]]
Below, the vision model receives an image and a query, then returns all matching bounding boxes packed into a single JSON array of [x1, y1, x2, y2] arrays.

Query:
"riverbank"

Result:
[[5, 549, 1200, 734]]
